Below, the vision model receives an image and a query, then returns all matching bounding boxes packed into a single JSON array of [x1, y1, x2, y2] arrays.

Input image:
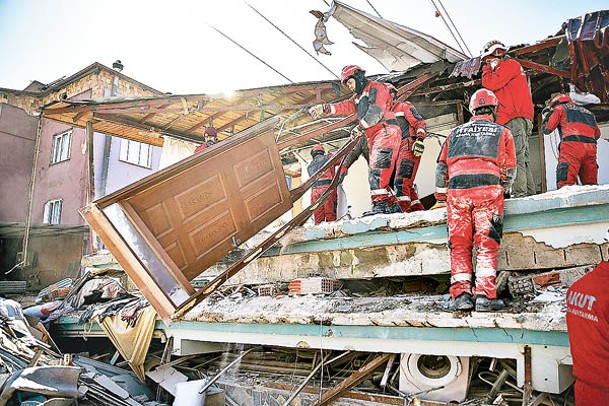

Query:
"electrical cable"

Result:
[[428, 0, 469, 57], [436, 0, 472, 57], [365, 0, 383, 19], [210, 25, 293, 83], [245, 2, 339, 80]]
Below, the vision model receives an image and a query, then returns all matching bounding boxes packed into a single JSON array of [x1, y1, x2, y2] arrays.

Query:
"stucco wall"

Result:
[[0, 104, 39, 222]]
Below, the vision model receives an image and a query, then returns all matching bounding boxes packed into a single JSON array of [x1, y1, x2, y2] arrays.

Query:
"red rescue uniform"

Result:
[[329, 81, 400, 203], [542, 101, 601, 189], [307, 153, 338, 224], [566, 261, 609, 405], [392, 101, 426, 212], [481, 58, 534, 125], [435, 115, 516, 299]]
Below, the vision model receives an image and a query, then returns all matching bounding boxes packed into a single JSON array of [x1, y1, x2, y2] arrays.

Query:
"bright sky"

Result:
[[0, 0, 606, 95]]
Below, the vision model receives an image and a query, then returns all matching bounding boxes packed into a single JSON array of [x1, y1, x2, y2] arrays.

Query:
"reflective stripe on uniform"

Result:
[[436, 187, 448, 193], [475, 267, 496, 277], [451, 273, 472, 284], [397, 196, 411, 201], [371, 189, 389, 196]]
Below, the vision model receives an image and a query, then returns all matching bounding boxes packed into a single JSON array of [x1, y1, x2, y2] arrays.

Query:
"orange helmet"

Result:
[[481, 40, 508, 60], [311, 143, 325, 156], [340, 65, 365, 84], [469, 88, 499, 113], [550, 94, 571, 107]]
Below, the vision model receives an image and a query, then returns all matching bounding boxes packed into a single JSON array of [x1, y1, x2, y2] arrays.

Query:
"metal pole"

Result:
[[199, 346, 261, 394], [282, 351, 352, 406]]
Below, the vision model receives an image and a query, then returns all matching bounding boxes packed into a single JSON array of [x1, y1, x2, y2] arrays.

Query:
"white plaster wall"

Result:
[[544, 123, 609, 191]]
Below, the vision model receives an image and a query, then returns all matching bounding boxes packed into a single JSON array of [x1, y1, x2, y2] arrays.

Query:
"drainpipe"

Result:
[[99, 60, 123, 197]]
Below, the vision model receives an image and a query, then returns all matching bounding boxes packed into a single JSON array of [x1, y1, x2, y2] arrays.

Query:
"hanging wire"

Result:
[[436, 0, 473, 56], [365, 0, 383, 19], [210, 25, 293, 83], [245, 2, 340, 80], [428, 0, 470, 57]]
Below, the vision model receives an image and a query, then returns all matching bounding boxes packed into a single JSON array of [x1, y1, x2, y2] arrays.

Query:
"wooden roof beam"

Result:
[[93, 113, 199, 142], [411, 78, 481, 97], [512, 36, 563, 56], [512, 58, 571, 79]]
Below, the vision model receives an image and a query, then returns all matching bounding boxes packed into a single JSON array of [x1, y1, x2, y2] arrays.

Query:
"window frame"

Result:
[[43, 199, 63, 225], [50, 129, 73, 164], [119, 139, 152, 169]]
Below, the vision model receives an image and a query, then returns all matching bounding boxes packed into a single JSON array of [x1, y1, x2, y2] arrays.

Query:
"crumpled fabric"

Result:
[[311, 10, 333, 55], [97, 306, 157, 382]]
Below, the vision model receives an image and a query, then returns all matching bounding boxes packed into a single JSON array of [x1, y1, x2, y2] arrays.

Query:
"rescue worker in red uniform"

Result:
[[307, 144, 338, 224], [541, 94, 601, 189], [194, 127, 218, 153], [309, 65, 401, 215], [386, 83, 427, 213], [433, 88, 516, 312], [481, 40, 535, 198], [566, 260, 609, 404]]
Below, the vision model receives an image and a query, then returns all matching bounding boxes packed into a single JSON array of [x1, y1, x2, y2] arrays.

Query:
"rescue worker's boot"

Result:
[[362, 200, 391, 217], [475, 295, 505, 312], [390, 202, 403, 213], [443, 292, 474, 311]]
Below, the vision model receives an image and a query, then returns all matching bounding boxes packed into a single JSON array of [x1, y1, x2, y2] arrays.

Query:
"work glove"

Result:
[[489, 59, 499, 71], [350, 125, 365, 140], [503, 188, 511, 199], [309, 104, 329, 120], [412, 137, 425, 158], [430, 200, 447, 210], [541, 106, 552, 123], [430, 192, 447, 210]]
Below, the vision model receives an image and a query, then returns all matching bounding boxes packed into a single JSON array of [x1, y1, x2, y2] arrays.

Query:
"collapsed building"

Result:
[[1, 2, 609, 405]]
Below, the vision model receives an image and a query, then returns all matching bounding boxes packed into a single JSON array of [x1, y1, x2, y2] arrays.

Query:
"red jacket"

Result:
[[482, 59, 534, 125], [330, 81, 396, 136], [392, 101, 426, 140], [542, 102, 600, 143], [566, 261, 609, 390], [435, 115, 516, 194]]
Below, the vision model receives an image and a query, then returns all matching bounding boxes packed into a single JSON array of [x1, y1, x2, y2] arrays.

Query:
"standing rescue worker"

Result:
[[386, 83, 426, 213], [307, 144, 338, 224], [481, 40, 535, 197], [542, 94, 601, 189], [566, 260, 609, 404], [309, 65, 401, 216], [433, 89, 516, 312]]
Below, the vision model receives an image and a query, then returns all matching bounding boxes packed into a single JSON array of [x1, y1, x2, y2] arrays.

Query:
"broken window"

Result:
[[119, 139, 152, 168], [50, 129, 72, 164], [43, 198, 62, 225]]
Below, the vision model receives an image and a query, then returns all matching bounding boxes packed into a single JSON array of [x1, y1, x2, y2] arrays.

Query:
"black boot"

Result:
[[389, 203, 403, 213], [475, 295, 505, 312], [443, 292, 474, 311], [362, 200, 391, 217]]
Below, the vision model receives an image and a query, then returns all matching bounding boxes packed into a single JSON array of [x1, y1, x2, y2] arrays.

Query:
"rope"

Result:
[[436, 0, 472, 56], [365, 0, 383, 19]]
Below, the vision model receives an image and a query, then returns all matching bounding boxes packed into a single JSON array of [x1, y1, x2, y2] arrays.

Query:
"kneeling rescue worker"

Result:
[[433, 88, 516, 312], [309, 65, 401, 216]]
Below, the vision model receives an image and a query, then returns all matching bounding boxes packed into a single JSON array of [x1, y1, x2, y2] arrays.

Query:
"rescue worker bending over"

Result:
[[386, 83, 426, 213], [307, 144, 338, 224], [481, 40, 535, 197], [309, 65, 401, 216], [433, 88, 516, 312], [542, 94, 601, 189]]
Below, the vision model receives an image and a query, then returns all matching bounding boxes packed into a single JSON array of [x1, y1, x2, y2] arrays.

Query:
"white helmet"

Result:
[[481, 40, 508, 60]]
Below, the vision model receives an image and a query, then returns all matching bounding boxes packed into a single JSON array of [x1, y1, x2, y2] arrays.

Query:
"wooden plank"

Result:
[[79, 204, 176, 320], [310, 353, 392, 406], [512, 36, 563, 55], [512, 58, 571, 79]]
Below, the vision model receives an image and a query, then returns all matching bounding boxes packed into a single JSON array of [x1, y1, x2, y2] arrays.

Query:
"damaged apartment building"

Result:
[[1, 2, 609, 405]]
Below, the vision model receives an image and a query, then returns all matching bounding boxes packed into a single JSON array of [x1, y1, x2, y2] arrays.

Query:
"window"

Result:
[[51, 129, 72, 164], [120, 139, 152, 168], [43, 199, 62, 225]]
